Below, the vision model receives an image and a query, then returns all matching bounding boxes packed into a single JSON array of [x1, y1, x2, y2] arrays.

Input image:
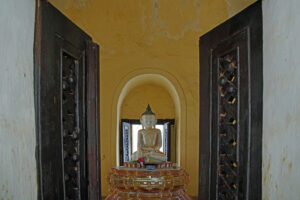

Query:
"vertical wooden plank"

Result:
[[199, 35, 212, 200], [39, 3, 65, 198], [86, 40, 101, 200], [34, 1, 42, 199], [248, 3, 263, 199]]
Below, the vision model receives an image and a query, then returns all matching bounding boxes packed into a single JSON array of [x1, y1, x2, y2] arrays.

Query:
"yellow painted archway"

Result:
[[111, 68, 187, 166]]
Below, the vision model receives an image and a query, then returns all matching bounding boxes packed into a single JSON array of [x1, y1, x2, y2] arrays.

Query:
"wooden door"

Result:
[[35, 2, 100, 199], [199, 1, 262, 200]]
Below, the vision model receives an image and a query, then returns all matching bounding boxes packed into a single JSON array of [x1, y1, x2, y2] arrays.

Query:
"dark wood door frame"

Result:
[[34, 1, 101, 199], [85, 40, 101, 200], [199, 1, 262, 199]]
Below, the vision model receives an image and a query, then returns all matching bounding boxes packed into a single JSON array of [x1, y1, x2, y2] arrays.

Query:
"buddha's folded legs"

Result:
[[144, 152, 167, 162], [132, 151, 167, 163]]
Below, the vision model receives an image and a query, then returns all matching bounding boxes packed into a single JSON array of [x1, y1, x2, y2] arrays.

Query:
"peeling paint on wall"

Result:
[[73, 0, 92, 9], [263, 0, 300, 199], [145, 0, 201, 41], [225, 0, 257, 17], [0, 0, 37, 199]]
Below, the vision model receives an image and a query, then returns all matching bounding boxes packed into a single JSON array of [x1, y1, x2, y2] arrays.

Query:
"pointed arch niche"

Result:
[[112, 69, 187, 166]]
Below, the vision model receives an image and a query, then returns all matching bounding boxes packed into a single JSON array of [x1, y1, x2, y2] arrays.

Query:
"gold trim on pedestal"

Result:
[[106, 167, 191, 200]]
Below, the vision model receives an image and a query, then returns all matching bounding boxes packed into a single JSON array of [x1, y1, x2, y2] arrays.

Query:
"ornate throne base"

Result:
[[106, 166, 191, 200]]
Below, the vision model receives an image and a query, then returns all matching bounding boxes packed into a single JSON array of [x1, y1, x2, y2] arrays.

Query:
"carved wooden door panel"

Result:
[[199, 1, 262, 200], [35, 2, 100, 200]]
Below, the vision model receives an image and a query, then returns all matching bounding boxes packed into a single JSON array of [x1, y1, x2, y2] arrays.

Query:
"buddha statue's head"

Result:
[[141, 104, 157, 129]]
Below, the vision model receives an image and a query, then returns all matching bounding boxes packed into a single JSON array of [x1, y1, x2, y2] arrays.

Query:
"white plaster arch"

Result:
[[111, 68, 187, 166]]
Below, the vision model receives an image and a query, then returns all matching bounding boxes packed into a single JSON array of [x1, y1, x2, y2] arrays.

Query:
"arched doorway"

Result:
[[112, 70, 187, 167], [119, 83, 175, 165]]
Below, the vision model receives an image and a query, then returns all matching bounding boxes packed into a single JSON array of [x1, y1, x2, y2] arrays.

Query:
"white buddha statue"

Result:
[[131, 105, 168, 163]]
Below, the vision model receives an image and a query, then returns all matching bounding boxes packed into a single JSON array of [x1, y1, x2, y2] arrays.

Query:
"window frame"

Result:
[[120, 118, 175, 165]]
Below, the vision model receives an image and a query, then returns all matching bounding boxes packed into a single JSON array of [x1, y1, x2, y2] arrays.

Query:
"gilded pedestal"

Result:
[[106, 167, 191, 200]]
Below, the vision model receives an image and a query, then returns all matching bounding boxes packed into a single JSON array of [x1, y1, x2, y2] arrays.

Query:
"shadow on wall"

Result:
[[121, 83, 176, 119]]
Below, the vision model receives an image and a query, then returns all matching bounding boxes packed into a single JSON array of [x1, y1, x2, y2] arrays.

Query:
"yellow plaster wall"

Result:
[[121, 83, 175, 119], [48, 0, 257, 197]]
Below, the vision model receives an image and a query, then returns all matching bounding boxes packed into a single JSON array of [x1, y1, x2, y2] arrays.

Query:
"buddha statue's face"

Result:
[[141, 114, 157, 128]]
